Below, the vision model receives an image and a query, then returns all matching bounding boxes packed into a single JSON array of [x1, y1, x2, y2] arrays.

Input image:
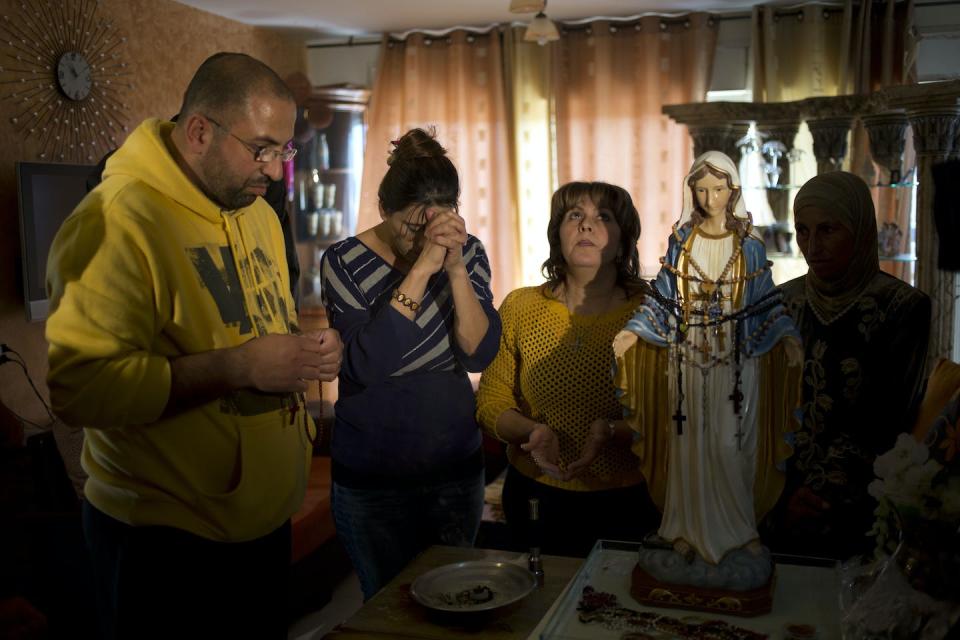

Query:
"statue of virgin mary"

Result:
[[613, 151, 802, 588]]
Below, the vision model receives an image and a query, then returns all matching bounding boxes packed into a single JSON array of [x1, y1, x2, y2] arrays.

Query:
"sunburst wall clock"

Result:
[[0, 0, 133, 162]]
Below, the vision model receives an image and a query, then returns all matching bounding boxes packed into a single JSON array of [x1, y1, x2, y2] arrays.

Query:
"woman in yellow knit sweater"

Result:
[[476, 181, 660, 557]]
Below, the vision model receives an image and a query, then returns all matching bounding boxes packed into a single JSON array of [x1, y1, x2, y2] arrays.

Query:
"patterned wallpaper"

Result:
[[0, 0, 306, 426]]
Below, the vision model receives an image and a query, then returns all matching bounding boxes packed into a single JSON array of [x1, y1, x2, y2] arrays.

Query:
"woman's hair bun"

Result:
[[387, 127, 446, 166]]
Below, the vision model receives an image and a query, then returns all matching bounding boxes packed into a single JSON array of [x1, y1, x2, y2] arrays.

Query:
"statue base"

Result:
[[630, 563, 774, 617]]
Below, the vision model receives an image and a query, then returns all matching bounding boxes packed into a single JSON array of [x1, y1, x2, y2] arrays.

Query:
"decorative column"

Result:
[[686, 123, 751, 161], [886, 80, 960, 363], [755, 107, 801, 225], [662, 102, 753, 164], [801, 96, 867, 176], [861, 112, 910, 185], [807, 116, 855, 175]]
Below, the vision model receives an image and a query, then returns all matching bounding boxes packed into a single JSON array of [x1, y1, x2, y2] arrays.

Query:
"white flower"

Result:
[[874, 433, 929, 480], [867, 479, 885, 500], [903, 459, 943, 496], [906, 433, 929, 465]]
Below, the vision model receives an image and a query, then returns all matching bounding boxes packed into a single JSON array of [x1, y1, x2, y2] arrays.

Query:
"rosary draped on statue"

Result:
[[613, 151, 802, 591]]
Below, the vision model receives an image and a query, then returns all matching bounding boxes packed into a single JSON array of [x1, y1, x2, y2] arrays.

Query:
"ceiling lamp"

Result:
[[524, 11, 559, 45], [509, 0, 545, 13]]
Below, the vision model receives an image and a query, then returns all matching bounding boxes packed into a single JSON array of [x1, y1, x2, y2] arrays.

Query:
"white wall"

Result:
[[307, 40, 380, 87], [916, 3, 960, 82], [710, 16, 751, 92]]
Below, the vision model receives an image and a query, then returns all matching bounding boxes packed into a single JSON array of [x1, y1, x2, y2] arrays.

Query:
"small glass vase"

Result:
[[892, 509, 960, 602]]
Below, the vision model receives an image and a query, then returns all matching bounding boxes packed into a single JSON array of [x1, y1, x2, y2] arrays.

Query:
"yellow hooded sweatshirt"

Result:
[[46, 119, 313, 542]]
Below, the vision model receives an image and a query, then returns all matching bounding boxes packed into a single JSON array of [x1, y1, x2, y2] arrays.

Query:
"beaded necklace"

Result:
[[648, 231, 786, 448], [681, 231, 742, 299], [807, 294, 861, 326]]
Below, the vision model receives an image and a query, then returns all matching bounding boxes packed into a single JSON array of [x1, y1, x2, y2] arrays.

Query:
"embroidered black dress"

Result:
[[771, 272, 931, 559]]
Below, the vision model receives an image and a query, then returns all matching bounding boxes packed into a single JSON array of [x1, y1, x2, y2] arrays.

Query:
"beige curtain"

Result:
[[752, 5, 846, 103], [752, 1, 915, 101], [503, 27, 555, 287], [358, 31, 518, 301], [552, 15, 718, 276], [752, 0, 916, 282]]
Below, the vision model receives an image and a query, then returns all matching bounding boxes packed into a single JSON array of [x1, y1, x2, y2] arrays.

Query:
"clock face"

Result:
[[57, 51, 93, 101], [0, 0, 131, 162]]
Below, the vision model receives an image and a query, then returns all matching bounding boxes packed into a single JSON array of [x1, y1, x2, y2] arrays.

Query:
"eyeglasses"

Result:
[[203, 114, 297, 163]]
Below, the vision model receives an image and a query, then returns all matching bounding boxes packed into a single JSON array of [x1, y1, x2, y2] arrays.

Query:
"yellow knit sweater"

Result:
[[476, 286, 645, 492]]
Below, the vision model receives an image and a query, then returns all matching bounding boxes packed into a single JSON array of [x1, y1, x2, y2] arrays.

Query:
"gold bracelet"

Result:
[[392, 289, 421, 312]]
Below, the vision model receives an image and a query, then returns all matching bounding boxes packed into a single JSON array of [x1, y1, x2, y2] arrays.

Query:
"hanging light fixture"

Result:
[[509, 0, 544, 13], [524, 10, 559, 45]]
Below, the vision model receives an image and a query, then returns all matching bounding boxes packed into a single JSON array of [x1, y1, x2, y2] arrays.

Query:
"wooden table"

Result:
[[321, 545, 581, 640]]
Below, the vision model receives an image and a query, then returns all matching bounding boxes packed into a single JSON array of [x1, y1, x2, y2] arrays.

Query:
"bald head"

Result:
[[178, 52, 295, 126]]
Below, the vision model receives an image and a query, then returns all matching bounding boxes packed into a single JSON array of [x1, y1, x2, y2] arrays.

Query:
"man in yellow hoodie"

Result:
[[45, 52, 342, 639]]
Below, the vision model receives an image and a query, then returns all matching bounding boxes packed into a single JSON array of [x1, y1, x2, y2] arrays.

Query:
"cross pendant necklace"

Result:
[[672, 408, 686, 435], [696, 333, 712, 364]]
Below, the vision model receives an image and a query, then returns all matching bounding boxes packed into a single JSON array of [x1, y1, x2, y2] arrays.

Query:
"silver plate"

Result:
[[410, 560, 537, 613]]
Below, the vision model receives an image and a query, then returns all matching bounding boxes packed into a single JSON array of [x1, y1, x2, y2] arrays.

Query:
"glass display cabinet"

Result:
[[291, 84, 370, 312], [289, 84, 369, 415]]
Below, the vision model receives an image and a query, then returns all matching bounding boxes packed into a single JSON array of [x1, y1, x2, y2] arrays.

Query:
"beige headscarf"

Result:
[[793, 171, 879, 324]]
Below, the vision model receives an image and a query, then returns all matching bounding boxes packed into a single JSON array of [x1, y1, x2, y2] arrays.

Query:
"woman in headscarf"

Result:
[[771, 171, 932, 560], [613, 151, 802, 573]]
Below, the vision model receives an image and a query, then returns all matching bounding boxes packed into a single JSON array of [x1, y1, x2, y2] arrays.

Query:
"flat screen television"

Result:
[[16, 161, 95, 322]]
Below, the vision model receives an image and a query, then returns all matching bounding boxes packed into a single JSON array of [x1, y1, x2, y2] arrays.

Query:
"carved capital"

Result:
[[687, 123, 750, 160], [861, 112, 909, 183], [755, 122, 800, 151], [906, 108, 960, 158], [807, 117, 854, 172]]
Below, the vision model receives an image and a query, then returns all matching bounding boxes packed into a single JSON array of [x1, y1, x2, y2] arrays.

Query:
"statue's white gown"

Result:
[[657, 229, 760, 565]]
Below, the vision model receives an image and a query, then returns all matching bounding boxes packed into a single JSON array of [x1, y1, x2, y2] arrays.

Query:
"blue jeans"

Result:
[[332, 470, 485, 600]]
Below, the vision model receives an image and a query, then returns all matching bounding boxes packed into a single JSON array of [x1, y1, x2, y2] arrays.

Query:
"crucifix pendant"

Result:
[[734, 423, 745, 451], [672, 409, 686, 435], [697, 334, 712, 364], [728, 385, 744, 415]]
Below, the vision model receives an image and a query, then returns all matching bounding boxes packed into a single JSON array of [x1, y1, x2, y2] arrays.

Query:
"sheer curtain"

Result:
[[552, 15, 718, 276], [503, 26, 555, 287], [358, 31, 518, 301]]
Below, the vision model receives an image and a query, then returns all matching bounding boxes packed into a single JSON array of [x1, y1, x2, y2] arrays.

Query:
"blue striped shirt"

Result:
[[320, 235, 501, 480]]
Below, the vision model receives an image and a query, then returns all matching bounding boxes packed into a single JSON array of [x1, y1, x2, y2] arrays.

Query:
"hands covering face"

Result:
[[415, 207, 467, 274]]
